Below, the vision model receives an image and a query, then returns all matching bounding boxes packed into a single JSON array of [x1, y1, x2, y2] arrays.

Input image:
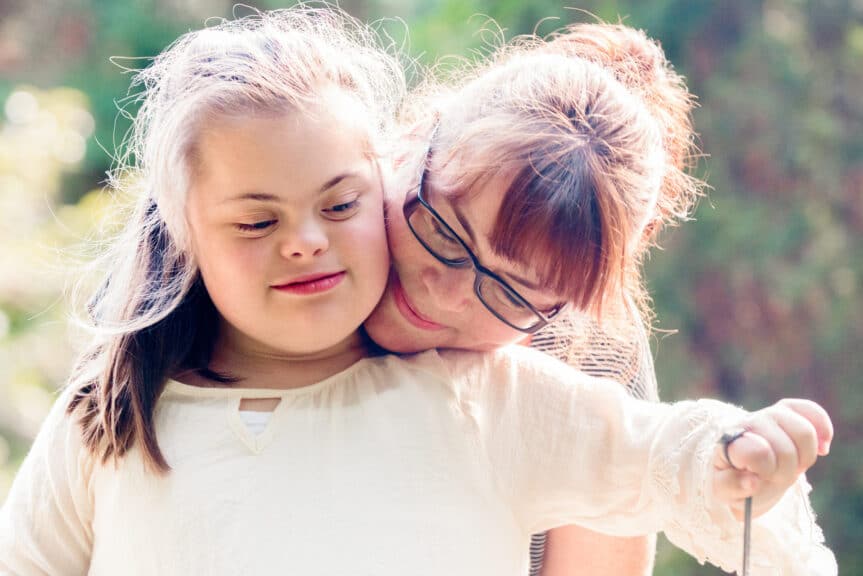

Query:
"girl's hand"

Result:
[[712, 398, 833, 520]]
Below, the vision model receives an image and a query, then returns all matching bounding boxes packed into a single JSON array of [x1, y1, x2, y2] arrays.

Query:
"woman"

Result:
[[364, 22, 700, 575]]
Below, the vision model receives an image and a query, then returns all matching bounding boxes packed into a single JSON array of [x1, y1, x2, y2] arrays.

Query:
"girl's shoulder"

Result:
[[395, 345, 598, 405], [379, 346, 540, 381], [4, 384, 98, 516], [435, 344, 583, 381], [35, 384, 87, 448]]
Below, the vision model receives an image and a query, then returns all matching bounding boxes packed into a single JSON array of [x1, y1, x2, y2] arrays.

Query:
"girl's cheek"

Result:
[[342, 211, 389, 256], [227, 239, 271, 273], [379, 160, 408, 205]]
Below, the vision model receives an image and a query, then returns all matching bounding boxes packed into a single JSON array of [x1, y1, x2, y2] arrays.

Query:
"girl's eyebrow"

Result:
[[225, 192, 280, 203], [223, 171, 364, 204], [317, 171, 363, 193]]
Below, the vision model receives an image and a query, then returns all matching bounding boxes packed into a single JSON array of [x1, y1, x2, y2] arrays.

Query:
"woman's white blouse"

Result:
[[0, 347, 836, 575]]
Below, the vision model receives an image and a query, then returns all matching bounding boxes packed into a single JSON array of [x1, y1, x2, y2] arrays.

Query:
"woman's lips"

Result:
[[391, 274, 444, 331], [272, 271, 346, 295]]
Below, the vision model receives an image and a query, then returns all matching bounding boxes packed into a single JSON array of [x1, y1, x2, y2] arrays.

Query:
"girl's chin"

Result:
[[365, 316, 444, 353], [368, 329, 431, 354]]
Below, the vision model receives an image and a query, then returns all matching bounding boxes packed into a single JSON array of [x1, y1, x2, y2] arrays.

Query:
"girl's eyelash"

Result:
[[235, 220, 276, 232], [322, 199, 361, 218], [325, 199, 359, 213], [234, 197, 361, 231]]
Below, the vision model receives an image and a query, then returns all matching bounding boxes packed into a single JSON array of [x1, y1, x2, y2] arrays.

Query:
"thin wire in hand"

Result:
[[741, 496, 752, 576], [719, 430, 752, 576]]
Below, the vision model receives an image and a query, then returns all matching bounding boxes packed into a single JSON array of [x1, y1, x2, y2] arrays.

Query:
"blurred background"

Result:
[[0, 0, 860, 573]]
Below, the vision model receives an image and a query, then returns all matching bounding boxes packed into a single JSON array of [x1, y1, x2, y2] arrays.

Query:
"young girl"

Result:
[[0, 7, 835, 576]]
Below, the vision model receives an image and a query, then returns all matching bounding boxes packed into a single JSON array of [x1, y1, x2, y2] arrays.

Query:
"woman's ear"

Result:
[[393, 118, 436, 170]]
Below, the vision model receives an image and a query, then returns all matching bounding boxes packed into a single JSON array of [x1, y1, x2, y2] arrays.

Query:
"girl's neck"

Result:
[[184, 328, 373, 391]]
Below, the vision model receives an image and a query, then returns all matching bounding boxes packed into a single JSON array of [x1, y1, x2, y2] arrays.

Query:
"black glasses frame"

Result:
[[402, 136, 564, 334]]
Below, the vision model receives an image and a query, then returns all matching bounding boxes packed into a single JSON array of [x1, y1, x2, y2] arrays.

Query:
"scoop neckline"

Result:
[[164, 354, 379, 398]]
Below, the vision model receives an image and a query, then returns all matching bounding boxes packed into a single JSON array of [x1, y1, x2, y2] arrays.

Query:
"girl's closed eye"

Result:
[[235, 219, 277, 234], [322, 197, 360, 220]]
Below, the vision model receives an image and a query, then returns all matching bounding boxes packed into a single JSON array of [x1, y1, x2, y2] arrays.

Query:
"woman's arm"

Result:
[[541, 527, 655, 576]]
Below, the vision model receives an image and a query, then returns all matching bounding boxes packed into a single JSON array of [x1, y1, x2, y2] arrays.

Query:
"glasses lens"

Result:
[[407, 204, 471, 264], [476, 274, 543, 331]]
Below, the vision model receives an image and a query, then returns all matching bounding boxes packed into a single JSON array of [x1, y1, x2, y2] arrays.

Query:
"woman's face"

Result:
[[364, 145, 565, 353]]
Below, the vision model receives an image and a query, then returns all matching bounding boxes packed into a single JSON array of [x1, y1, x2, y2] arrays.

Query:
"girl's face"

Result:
[[364, 147, 565, 353], [186, 96, 389, 359]]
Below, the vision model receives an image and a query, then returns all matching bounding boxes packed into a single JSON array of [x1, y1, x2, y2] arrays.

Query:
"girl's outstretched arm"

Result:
[[441, 345, 837, 576], [541, 395, 832, 576]]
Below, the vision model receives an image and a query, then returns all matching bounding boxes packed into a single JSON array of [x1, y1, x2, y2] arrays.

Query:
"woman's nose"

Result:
[[280, 219, 329, 260], [419, 260, 474, 313]]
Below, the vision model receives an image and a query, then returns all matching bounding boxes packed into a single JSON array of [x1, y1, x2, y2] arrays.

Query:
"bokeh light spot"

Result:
[[52, 130, 87, 164], [4, 91, 39, 125]]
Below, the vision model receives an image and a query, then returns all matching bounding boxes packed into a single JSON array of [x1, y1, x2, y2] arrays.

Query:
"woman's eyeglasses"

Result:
[[402, 133, 565, 334]]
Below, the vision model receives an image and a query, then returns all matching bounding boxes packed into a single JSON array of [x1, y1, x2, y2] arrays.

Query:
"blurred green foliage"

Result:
[[0, 0, 860, 573]]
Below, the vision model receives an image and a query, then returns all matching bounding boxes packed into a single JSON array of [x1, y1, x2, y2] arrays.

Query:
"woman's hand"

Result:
[[712, 398, 833, 519]]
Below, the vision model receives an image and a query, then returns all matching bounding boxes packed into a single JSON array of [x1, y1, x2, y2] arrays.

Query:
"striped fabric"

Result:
[[526, 309, 657, 576], [528, 532, 549, 576]]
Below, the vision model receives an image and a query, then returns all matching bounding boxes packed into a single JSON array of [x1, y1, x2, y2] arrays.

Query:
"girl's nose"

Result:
[[280, 219, 329, 260]]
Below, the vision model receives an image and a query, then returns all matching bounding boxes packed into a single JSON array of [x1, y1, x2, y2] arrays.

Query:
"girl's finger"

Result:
[[768, 405, 819, 473], [776, 398, 834, 455], [723, 428, 779, 479], [712, 466, 760, 503], [740, 418, 799, 484]]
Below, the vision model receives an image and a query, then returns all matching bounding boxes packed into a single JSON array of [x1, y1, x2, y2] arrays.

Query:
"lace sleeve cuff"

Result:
[[657, 402, 837, 575]]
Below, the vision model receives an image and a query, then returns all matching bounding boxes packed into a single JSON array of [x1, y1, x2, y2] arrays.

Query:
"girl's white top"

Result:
[[0, 347, 836, 575]]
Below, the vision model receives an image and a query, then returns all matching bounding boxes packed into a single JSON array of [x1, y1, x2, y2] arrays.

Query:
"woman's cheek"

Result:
[[383, 205, 416, 265]]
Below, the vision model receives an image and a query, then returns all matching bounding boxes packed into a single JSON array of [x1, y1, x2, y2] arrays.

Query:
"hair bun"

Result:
[[545, 23, 703, 245], [548, 24, 665, 90]]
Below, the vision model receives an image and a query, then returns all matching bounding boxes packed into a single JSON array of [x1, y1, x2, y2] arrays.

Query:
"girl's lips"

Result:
[[272, 271, 346, 295], [391, 274, 444, 331]]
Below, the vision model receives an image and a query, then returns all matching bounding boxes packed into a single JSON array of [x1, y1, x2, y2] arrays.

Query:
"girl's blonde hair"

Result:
[[404, 22, 701, 329], [68, 5, 405, 473]]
